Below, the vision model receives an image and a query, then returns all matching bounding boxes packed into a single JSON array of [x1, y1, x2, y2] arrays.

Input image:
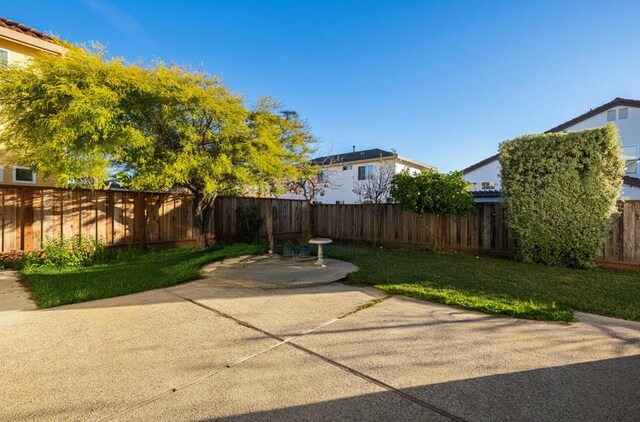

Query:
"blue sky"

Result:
[[4, 1, 640, 171]]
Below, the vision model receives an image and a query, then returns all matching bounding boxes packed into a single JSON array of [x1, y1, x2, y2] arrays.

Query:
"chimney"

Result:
[[352, 145, 356, 153]]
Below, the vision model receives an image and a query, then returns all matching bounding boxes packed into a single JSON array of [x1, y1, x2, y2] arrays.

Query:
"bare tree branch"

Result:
[[353, 163, 394, 204]]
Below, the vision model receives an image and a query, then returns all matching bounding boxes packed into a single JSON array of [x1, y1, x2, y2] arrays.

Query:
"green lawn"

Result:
[[326, 244, 640, 322], [22, 243, 265, 308], [21, 241, 640, 321]]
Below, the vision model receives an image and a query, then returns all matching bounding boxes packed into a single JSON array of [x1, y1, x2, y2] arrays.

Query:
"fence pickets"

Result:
[[313, 203, 509, 254], [313, 202, 640, 267], [2, 185, 640, 268], [0, 186, 309, 251]]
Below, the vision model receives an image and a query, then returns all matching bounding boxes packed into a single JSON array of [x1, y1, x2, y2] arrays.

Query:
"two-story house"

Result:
[[0, 17, 64, 187], [286, 148, 436, 204], [463, 97, 640, 201]]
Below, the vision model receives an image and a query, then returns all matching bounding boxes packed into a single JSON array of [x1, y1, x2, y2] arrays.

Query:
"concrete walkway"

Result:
[[0, 270, 36, 313], [1, 271, 639, 421]]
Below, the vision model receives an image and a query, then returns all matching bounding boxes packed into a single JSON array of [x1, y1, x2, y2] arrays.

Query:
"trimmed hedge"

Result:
[[499, 125, 623, 268]]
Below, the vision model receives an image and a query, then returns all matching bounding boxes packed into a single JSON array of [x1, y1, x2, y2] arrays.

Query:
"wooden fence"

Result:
[[3, 184, 640, 269], [313, 203, 512, 254], [0, 186, 309, 252], [312, 201, 640, 270]]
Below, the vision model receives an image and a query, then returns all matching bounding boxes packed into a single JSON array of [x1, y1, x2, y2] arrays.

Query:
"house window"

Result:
[[335, 200, 345, 204], [467, 182, 477, 191], [622, 145, 638, 174], [13, 167, 35, 183], [0, 49, 7, 68], [607, 110, 616, 121], [619, 107, 629, 120], [318, 170, 329, 182], [481, 182, 496, 190], [342, 165, 352, 171], [0, 165, 4, 182], [357, 165, 374, 180]]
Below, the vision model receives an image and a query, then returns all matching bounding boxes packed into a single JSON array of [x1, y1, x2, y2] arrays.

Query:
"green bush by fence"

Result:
[[390, 170, 474, 215], [499, 125, 624, 268]]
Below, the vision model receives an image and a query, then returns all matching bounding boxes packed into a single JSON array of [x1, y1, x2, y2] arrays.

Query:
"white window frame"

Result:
[[481, 181, 496, 190], [358, 165, 375, 180], [622, 145, 639, 175], [607, 109, 616, 122], [13, 167, 36, 184], [619, 107, 629, 120], [0, 48, 9, 67], [366, 165, 374, 178]]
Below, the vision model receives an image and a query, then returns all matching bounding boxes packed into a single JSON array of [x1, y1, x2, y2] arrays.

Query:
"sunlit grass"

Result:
[[22, 243, 265, 308], [327, 244, 640, 322]]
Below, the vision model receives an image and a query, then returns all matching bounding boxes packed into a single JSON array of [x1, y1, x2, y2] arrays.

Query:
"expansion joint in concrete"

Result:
[[154, 289, 465, 422]]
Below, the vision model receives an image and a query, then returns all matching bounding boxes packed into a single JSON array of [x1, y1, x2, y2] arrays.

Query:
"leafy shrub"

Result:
[[0, 251, 25, 269], [390, 170, 474, 215], [22, 236, 108, 269], [236, 204, 264, 242], [499, 125, 623, 268]]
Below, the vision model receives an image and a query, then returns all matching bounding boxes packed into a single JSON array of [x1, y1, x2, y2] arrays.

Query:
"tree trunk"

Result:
[[193, 192, 216, 249], [308, 200, 315, 237], [267, 202, 274, 254]]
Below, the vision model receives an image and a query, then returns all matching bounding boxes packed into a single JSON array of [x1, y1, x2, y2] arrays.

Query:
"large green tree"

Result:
[[0, 45, 313, 248]]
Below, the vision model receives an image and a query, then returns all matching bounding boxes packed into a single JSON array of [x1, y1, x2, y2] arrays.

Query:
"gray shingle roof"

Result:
[[469, 189, 501, 198], [311, 148, 395, 165]]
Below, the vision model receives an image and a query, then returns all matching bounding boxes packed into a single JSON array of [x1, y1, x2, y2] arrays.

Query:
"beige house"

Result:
[[0, 17, 64, 187]]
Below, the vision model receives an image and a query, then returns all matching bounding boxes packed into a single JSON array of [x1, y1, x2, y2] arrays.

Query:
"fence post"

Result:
[[21, 187, 34, 251], [308, 202, 314, 236], [134, 191, 146, 248], [266, 200, 274, 254]]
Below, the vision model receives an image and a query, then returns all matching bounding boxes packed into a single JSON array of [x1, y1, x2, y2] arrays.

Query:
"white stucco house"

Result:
[[463, 97, 640, 201], [285, 148, 436, 204]]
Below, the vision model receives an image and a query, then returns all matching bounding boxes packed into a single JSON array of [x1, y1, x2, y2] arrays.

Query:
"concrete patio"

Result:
[[199, 254, 359, 289], [1, 269, 639, 421]]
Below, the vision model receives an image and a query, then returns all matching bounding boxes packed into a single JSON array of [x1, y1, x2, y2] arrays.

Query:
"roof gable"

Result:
[[462, 97, 640, 175], [462, 153, 499, 174], [546, 97, 640, 133]]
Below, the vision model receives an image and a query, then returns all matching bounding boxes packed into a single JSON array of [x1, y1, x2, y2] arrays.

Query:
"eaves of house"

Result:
[[312, 148, 436, 172], [0, 17, 64, 55]]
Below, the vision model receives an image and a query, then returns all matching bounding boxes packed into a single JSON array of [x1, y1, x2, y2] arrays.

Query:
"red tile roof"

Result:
[[0, 17, 53, 41]]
